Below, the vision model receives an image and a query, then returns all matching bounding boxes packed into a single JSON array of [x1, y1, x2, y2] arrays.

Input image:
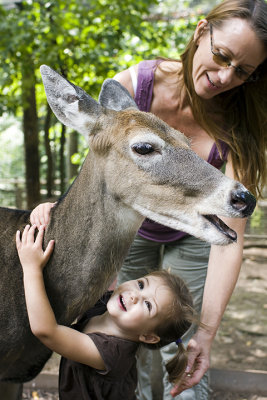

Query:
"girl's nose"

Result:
[[130, 292, 138, 304], [218, 67, 235, 84]]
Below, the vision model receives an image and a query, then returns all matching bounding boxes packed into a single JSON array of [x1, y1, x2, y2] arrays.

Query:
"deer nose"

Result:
[[230, 189, 256, 217]]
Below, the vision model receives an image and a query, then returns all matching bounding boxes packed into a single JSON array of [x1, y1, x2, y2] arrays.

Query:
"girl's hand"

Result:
[[30, 202, 56, 229], [16, 225, 54, 272]]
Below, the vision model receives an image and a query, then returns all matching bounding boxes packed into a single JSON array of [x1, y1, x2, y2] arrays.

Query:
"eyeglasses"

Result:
[[209, 24, 259, 83]]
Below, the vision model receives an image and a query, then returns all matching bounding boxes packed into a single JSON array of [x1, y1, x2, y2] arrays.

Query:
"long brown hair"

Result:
[[141, 270, 198, 385], [181, 0, 267, 198]]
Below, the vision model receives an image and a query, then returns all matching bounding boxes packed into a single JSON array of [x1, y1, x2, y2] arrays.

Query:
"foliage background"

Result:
[[0, 0, 218, 208]]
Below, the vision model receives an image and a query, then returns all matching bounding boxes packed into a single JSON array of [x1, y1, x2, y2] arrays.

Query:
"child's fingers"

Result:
[[15, 230, 21, 250], [30, 209, 43, 229], [39, 213, 46, 227], [30, 211, 39, 228], [35, 225, 45, 246], [21, 224, 31, 244], [27, 224, 37, 244], [30, 202, 55, 229], [43, 240, 55, 262], [42, 203, 55, 226]]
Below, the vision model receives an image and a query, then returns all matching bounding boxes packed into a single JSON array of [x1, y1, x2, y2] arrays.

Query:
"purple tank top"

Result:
[[135, 60, 229, 243]]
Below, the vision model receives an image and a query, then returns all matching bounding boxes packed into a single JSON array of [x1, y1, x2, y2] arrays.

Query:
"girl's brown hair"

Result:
[[181, 0, 267, 198], [141, 270, 197, 385]]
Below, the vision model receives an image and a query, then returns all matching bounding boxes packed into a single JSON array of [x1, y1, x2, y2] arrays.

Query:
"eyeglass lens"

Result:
[[209, 24, 257, 82]]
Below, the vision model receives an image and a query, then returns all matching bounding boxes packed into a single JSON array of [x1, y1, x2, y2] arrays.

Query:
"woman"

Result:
[[112, 0, 267, 398], [31, 0, 267, 398]]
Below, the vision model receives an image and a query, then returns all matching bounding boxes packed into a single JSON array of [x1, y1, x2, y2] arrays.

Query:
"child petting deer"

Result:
[[16, 224, 197, 400]]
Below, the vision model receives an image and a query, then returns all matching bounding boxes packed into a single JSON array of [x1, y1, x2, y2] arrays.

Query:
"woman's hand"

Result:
[[30, 202, 56, 229], [16, 225, 54, 272], [170, 330, 212, 397]]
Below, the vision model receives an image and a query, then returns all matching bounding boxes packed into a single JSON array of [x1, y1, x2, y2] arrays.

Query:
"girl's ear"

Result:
[[194, 19, 209, 44], [139, 333, 160, 344]]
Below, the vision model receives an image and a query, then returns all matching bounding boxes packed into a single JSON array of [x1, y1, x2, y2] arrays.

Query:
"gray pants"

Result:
[[117, 234, 211, 400]]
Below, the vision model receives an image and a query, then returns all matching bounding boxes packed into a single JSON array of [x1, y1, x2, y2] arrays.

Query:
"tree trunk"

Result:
[[21, 65, 40, 209], [60, 123, 66, 194], [67, 130, 79, 182], [44, 104, 53, 198]]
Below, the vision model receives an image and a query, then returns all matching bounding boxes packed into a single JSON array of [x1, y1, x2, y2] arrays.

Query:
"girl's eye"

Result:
[[145, 301, 152, 312], [138, 280, 144, 290]]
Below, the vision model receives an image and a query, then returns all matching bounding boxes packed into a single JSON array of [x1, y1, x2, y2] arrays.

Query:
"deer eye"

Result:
[[131, 143, 154, 155]]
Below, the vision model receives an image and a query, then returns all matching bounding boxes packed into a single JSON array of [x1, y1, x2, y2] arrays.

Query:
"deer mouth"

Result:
[[203, 215, 237, 242]]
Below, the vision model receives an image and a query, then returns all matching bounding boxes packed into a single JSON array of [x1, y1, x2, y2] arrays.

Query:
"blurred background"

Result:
[[0, 0, 219, 210]]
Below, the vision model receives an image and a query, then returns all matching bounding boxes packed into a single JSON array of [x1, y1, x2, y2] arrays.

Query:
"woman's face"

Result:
[[192, 18, 266, 99]]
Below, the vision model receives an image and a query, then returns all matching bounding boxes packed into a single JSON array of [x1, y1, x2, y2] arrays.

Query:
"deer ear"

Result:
[[98, 79, 138, 111], [40, 65, 102, 137]]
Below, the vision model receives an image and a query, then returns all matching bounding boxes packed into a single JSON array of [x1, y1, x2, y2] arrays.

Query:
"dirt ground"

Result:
[[23, 237, 267, 400], [211, 240, 267, 373], [22, 388, 267, 400]]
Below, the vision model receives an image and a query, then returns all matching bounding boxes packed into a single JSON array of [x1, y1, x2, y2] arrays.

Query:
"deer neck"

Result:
[[44, 153, 144, 323]]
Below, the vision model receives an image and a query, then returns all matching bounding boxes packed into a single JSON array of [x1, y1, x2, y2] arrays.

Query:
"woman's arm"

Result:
[[113, 67, 136, 97], [171, 157, 247, 395], [16, 225, 105, 370]]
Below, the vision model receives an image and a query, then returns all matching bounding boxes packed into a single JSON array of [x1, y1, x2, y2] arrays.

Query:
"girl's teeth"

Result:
[[120, 296, 127, 310]]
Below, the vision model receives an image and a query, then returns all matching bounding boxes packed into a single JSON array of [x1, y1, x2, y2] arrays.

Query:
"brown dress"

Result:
[[59, 293, 139, 400]]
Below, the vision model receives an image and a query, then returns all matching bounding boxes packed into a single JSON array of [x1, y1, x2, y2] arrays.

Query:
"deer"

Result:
[[0, 65, 256, 399]]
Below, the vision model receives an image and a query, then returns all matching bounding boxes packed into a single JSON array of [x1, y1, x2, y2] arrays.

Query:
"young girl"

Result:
[[16, 224, 196, 400]]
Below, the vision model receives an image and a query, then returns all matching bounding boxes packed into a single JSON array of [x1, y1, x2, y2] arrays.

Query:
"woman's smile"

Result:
[[206, 73, 220, 90]]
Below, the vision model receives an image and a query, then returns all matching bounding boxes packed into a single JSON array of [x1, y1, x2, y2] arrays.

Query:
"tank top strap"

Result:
[[135, 60, 162, 111]]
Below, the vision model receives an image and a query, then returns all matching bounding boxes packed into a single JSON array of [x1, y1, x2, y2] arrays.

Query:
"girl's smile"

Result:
[[118, 294, 127, 311]]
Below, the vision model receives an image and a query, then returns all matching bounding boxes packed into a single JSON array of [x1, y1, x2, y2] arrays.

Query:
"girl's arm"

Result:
[[171, 156, 247, 396], [16, 225, 105, 370]]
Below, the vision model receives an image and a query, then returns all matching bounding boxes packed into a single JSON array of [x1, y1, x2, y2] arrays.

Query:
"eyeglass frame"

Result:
[[209, 24, 259, 83]]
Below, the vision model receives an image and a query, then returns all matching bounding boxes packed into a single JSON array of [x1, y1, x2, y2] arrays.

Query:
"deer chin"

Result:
[[132, 204, 237, 246], [203, 215, 237, 242]]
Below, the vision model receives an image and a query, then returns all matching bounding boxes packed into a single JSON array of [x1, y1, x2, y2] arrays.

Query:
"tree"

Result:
[[0, 0, 197, 207]]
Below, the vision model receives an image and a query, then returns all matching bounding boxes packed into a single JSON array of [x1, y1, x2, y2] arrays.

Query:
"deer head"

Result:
[[40, 65, 255, 245]]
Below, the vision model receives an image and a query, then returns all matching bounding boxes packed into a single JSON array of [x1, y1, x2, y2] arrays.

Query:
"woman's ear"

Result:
[[139, 333, 160, 344], [194, 19, 209, 44]]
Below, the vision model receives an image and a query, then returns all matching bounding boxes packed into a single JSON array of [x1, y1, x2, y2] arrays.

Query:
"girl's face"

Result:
[[192, 18, 266, 99], [107, 275, 172, 341]]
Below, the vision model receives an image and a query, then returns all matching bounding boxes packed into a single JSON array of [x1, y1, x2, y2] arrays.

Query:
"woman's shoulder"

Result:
[[154, 59, 182, 85], [113, 68, 135, 97], [113, 59, 181, 98], [157, 59, 181, 73]]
